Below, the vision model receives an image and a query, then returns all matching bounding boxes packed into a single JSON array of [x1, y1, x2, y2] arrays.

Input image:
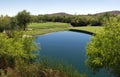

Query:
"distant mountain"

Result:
[[43, 11, 120, 16], [95, 10, 120, 15], [47, 12, 72, 16]]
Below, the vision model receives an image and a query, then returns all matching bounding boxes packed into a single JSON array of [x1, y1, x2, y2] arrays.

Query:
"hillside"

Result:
[[95, 10, 120, 15], [47, 12, 72, 16], [46, 10, 120, 16]]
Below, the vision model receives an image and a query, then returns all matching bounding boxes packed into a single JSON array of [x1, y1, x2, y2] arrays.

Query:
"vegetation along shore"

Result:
[[0, 10, 120, 77]]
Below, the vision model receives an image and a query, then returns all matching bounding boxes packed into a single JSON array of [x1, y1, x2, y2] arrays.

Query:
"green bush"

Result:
[[0, 32, 38, 70], [86, 18, 120, 77]]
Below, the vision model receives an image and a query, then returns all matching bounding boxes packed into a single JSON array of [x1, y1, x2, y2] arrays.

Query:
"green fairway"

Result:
[[25, 22, 72, 36], [28, 22, 71, 29], [25, 22, 103, 36], [71, 26, 103, 34]]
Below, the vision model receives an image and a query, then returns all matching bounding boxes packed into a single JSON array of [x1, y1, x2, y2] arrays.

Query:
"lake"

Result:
[[36, 31, 112, 77]]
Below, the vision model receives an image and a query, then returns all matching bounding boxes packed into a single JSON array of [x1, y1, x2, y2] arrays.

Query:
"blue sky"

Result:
[[0, 0, 120, 16]]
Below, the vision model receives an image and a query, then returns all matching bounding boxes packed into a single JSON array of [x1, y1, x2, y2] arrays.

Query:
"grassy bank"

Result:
[[25, 22, 72, 36], [71, 26, 103, 34], [24, 22, 103, 36]]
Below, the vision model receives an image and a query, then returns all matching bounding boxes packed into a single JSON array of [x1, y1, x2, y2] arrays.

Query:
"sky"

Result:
[[0, 0, 120, 16]]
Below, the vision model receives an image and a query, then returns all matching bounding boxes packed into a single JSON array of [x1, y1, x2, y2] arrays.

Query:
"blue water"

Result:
[[35, 31, 112, 77]]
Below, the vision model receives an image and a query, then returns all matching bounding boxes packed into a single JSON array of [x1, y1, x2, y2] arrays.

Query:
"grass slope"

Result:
[[25, 22, 71, 36], [25, 22, 103, 36], [71, 26, 103, 34]]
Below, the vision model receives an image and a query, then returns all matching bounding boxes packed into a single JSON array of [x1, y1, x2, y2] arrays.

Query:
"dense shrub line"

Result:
[[1, 10, 120, 32], [30, 13, 120, 27]]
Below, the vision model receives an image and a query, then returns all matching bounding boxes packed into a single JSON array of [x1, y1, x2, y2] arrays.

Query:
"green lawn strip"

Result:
[[25, 22, 103, 36], [25, 22, 72, 36], [71, 26, 103, 34], [28, 22, 71, 29]]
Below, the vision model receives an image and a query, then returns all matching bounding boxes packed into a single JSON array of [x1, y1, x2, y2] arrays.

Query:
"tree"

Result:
[[70, 16, 89, 27], [86, 18, 120, 77], [0, 15, 11, 32], [10, 17, 18, 30], [0, 16, 19, 38], [0, 16, 4, 32], [0, 32, 38, 70], [90, 17, 102, 26], [16, 10, 31, 30]]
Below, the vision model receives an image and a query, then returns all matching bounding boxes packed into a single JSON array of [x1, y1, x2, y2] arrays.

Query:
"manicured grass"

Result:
[[25, 22, 72, 36], [28, 22, 71, 29], [71, 26, 103, 34], [25, 22, 103, 36]]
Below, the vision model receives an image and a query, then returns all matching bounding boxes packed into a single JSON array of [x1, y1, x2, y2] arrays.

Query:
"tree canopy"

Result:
[[86, 18, 120, 77], [16, 10, 31, 30], [0, 32, 38, 69]]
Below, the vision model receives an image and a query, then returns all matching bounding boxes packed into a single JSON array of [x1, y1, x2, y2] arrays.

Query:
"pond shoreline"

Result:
[[69, 29, 95, 35]]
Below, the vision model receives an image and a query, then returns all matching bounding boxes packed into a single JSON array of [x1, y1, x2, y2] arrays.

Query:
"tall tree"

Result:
[[16, 10, 31, 30]]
